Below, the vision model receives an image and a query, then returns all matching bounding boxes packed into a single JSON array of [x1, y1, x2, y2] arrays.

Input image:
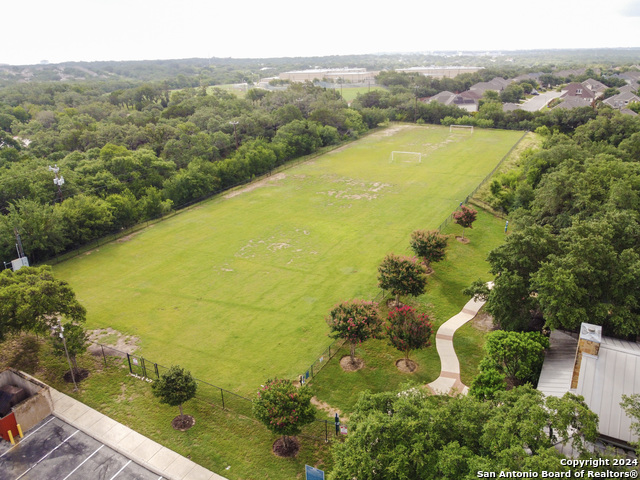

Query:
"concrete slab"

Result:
[[132, 437, 163, 462], [100, 421, 131, 445], [148, 447, 182, 471], [165, 455, 199, 478], [118, 429, 147, 452], [74, 407, 104, 430]]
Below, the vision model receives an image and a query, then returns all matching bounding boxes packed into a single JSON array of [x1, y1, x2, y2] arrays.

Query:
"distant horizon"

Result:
[[2, 47, 640, 68]]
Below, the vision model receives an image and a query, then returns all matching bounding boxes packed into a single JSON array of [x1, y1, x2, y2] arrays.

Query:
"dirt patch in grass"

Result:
[[116, 231, 143, 243], [224, 172, 286, 199], [472, 310, 496, 332], [340, 356, 364, 372], [64, 368, 89, 383], [395, 359, 418, 373], [455, 236, 470, 244], [87, 328, 139, 357], [311, 397, 346, 420]]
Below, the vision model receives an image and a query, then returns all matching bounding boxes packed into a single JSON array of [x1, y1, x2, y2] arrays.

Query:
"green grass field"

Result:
[[53, 125, 523, 396], [337, 85, 386, 102]]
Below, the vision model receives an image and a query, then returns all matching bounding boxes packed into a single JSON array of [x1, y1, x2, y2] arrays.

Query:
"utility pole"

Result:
[[53, 320, 78, 391], [48, 164, 65, 203]]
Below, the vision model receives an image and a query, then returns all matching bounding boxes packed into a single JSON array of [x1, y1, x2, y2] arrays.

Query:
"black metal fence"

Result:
[[92, 342, 346, 442]]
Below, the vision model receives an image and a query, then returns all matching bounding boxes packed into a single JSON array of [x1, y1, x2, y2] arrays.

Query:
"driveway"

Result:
[[520, 90, 564, 112]]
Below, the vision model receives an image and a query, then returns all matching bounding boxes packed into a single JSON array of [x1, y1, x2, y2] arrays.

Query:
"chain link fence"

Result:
[[436, 130, 528, 233]]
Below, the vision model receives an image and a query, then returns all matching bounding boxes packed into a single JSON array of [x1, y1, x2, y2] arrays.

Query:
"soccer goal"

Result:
[[389, 151, 422, 163], [449, 124, 474, 134]]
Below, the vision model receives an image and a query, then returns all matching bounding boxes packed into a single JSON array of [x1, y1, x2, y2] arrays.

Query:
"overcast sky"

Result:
[[2, 0, 640, 65]]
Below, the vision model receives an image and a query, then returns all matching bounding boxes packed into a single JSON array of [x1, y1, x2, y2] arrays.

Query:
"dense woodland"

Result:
[[1, 53, 640, 342]]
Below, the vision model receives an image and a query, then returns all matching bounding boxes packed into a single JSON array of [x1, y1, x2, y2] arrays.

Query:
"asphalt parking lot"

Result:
[[0, 415, 164, 480]]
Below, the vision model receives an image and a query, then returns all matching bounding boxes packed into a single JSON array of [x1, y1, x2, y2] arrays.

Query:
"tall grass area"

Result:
[[52, 125, 523, 396], [309, 208, 506, 414]]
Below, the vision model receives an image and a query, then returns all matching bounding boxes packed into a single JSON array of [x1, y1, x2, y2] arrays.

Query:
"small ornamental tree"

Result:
[[151, 365, 197, 422], [453, 205, 477, 240], [386, 305, 432, 371], [327, 300, 381, 364], [409, 230, 448, 268], [377, 254, 428, 304], [50, 322, 88, 374], [252, 378, 316, 456]]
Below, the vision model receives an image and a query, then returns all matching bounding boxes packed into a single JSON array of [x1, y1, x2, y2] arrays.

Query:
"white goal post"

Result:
[[390, 151, 422, 163], [449, 124, 474, 133]]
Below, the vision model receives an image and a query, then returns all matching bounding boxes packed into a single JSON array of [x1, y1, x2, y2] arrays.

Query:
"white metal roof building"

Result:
[[538, 324, 639, 446]]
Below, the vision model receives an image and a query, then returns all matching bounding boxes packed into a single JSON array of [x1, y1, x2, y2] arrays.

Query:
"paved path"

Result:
[[427, 284, 492, 396], [51, 388, 228, 480]]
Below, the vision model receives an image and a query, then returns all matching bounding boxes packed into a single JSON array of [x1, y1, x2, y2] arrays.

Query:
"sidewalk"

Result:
[[427, 284, 491, 395], [50, 388, 228, 480]]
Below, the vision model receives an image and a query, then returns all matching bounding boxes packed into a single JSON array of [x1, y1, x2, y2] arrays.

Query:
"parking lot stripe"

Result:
[[15, 429, 79, 480], [109, 459, 131, 480], [61, 444, 104, 480], [0, 417, 56, 459]]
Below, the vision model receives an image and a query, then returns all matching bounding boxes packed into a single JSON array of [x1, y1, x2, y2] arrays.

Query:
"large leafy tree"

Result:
[[377, 254, 428, 304], [0, 266, 86, 341], [385, 305, 432, 370], [326, 299, 381, 364], [252, 378, 316, 455], [409, 230, 448, 268], [532, 212, 640, 336], [329, 385, 598, 480], [151, 365, 197, 419], [478, 330, 549, 387], [483, 224, 558, 331]]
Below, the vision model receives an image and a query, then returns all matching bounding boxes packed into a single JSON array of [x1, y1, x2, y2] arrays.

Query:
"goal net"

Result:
[[390, 151, 422, 163], [449, 125, 474, 134]]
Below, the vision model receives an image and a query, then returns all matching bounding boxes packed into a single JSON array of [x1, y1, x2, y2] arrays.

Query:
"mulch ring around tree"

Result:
[[340, 356, 365, 372], [455, 236, 470, 244], [64, 368, 89, 383], [272, 436, 300, 457], [395, 359, 418, 373], [171, 414, 195, 431]]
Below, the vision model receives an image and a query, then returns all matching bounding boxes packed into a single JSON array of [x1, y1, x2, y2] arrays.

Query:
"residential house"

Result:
[[502, 103, 521, 112], [603, 91, 640, 110], [425, 90, 479, 112], [469, 77, 512, 95], [551, 97, 594, 111], [581, 78, 607, 97], [619, 83, 639, 94], [561, 82, 596, 103], [538, 323, 639, 453]]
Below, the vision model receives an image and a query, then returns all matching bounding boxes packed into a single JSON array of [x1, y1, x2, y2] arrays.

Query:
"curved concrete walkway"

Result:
[[427, 284, 492, 396]]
